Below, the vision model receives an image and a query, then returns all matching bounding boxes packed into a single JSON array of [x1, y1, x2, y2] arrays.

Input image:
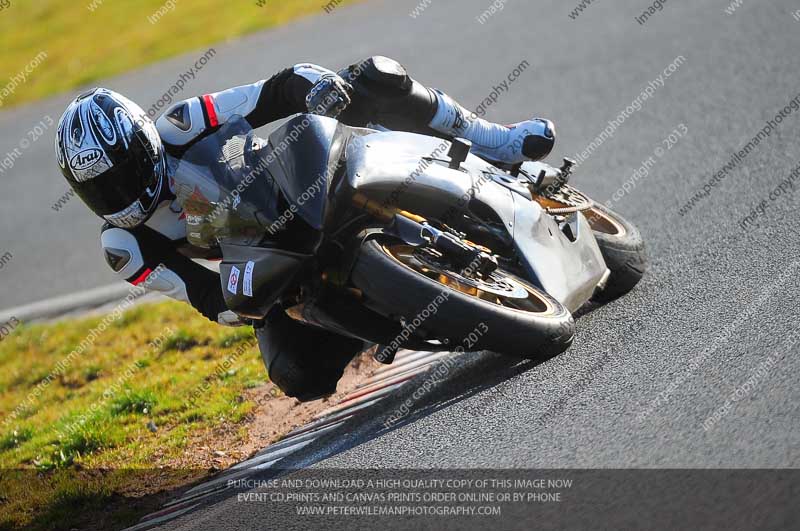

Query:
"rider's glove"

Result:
[[306, 74, 353, 118]]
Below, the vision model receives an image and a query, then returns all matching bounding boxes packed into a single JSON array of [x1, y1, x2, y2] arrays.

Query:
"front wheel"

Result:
[[584, 204, 647, 303], [350, 240, 575, 359]]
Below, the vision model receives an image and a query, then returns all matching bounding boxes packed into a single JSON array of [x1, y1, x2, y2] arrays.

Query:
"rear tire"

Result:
[[585, 204, 647, 303], [351, 240, 575, 359]]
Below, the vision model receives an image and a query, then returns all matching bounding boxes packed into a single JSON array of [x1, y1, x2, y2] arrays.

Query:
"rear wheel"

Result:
[[584, 204, 647, 303], [351, 240, 575, 359]]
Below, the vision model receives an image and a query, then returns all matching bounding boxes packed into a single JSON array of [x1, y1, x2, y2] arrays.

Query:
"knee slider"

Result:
[[254, 314, 358, 402], [344, 56, 437, 128], [267, 352, 333, 400], [354, 56, 412, 92]]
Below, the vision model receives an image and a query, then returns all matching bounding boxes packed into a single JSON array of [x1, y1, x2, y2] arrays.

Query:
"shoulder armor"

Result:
[[101, 226, 144, 279], [156, 80, 268, 147], [156, 99, 208, 147]]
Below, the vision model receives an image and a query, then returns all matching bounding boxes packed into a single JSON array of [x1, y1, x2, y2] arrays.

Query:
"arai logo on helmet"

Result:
[[70, 148, 103, 171]]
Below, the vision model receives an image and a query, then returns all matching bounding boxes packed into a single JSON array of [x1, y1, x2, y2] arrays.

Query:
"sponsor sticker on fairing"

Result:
[[243, 261, 255, 297], [227, 266, 241, 295]]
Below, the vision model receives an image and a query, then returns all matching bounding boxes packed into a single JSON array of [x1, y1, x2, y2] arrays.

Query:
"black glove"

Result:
[[306, 74, 353, 118]]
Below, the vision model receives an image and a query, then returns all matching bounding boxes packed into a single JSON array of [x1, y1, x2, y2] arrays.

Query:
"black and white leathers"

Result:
[[99, 56, 556, 326], [100, 63, 339, 325]]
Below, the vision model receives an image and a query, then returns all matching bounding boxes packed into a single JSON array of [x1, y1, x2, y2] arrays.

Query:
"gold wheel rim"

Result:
[[382, 244, 556, 315], [584, 207, 627, 237]]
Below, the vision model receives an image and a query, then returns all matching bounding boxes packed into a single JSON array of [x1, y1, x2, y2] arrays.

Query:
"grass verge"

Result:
[[0, 301, 269, 530], [0, 0, 362, 109]]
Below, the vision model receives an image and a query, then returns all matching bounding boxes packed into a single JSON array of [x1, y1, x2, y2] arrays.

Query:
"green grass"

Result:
[[0, 301, 268, 529], [109, 387, 158, 416], [0, 427, 33, 451], [0, 0, 363, 109], [160, 329, 200, 353]]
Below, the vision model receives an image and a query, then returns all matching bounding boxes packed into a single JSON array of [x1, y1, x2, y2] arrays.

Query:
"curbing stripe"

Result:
[[228, 438, 315, 472], [368, 350, 434, 377], [136, 349, 456, 526], [124, 503, 200, 531], [184, 460, 274, 498], [359, 352, 452, 386], [253, 420, 345, 457], [312, 382, 408, 419], [337, 367, 430, 404], [163, 483, 231, 510], [285, 397, 384, 439]]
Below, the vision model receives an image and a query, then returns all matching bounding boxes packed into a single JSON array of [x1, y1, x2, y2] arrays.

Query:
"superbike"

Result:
[[172, 113, 646, 366]]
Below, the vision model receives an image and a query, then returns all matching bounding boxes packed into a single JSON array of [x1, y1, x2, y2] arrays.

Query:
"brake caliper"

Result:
[[420, 224, 498, 277]]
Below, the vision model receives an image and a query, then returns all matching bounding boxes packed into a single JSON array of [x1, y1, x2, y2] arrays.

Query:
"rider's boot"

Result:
[[427, 90, 556, 164]]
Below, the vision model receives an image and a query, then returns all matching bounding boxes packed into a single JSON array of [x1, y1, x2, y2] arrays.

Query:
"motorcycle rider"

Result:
[[54, 56, 556, 401]]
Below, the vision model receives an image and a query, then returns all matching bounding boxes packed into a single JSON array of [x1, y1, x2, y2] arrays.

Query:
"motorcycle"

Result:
[[170, 113, 646, 364]]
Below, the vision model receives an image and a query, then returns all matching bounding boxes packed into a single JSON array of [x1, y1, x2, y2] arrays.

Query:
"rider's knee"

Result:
[[343, 56, 412, 92], [341, 56, 438, 129], [265, 348, 335, 401], [254, 311, 363, 402]]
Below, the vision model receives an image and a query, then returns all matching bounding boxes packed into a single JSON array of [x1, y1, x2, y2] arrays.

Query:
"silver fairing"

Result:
[[345, 131, 608, 312]]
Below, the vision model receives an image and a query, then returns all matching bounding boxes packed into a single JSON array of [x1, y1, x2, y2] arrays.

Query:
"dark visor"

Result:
[[71, 133, 160, 216]]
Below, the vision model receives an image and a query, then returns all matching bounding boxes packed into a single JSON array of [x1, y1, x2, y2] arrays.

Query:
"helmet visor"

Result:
[[70, 129, 162, 216]]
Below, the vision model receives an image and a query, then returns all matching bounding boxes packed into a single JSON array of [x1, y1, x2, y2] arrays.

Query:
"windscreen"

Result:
[[169, 116, 284, 249]]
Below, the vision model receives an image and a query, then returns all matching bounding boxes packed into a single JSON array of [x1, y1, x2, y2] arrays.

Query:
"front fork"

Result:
[[350, 191, 498, 276]]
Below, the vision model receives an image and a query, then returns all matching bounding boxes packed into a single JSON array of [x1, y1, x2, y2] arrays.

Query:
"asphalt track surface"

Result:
[[2, 0, 799, 528]]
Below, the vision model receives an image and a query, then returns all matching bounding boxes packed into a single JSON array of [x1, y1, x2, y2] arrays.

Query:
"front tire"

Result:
[[351, 240, 575, 359], [585, 204, 647, 303]]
